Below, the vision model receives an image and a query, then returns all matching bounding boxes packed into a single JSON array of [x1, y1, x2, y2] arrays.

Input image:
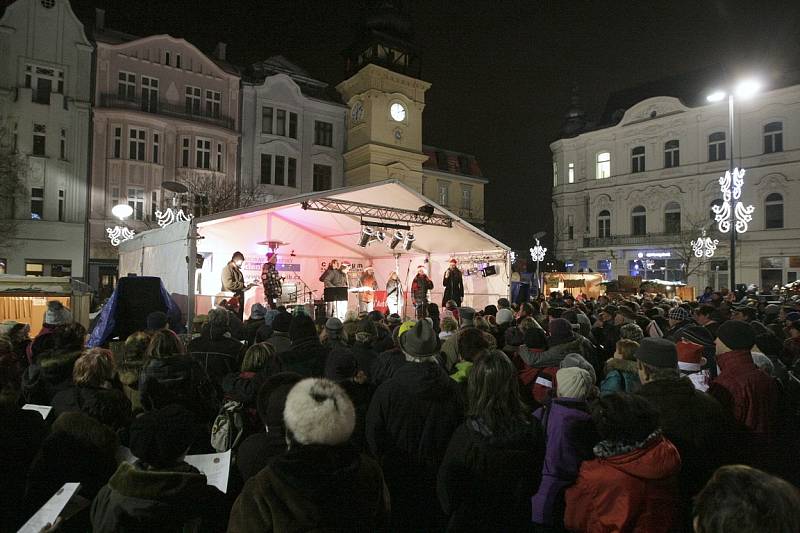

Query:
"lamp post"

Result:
[[707, 79, 760, 291], [107, 203, 136, 246], [530, 238, 546, 294]]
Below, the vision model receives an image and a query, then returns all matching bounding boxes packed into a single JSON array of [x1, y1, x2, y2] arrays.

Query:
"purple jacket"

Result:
[[531, 398, 597, 525]]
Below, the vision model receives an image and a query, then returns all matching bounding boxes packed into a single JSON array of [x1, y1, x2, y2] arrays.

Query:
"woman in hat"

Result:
[[386, 271, 404, 317]]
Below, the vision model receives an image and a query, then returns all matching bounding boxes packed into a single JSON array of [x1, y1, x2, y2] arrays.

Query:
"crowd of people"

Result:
[[1, 290, 800, 532]]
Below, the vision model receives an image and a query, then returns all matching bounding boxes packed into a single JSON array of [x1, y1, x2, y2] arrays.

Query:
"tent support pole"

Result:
[[187, 219, 198, 331]]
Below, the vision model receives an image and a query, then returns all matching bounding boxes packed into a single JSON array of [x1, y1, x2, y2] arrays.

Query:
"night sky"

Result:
[[68, 0, 800, 250]]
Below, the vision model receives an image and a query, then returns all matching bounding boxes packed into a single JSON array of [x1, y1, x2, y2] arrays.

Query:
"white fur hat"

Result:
[[283, 378, 355, 446]]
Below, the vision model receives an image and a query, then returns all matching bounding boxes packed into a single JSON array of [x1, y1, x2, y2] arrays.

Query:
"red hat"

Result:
[[676, 339, 704, 372], [449, 258, 458, 264]]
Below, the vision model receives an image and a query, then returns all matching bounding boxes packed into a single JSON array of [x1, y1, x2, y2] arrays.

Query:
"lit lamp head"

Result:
[[735, 79, 761, 99], [112, 203, 134, 220]]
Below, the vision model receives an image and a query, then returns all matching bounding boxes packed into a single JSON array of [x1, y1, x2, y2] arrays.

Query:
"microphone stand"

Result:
[[295, 276, 317, 304]]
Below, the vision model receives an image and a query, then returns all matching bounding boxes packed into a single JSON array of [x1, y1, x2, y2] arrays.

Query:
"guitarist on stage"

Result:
[[261, 254, 283, 309], [222, 251, 247, 320]]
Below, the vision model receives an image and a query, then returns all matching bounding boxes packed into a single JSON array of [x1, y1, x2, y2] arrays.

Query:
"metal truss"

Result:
[[301, 198, 453, 228]]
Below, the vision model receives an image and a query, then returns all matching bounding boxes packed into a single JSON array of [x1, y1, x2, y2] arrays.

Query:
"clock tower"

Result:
[[336, 1, 430, 189]]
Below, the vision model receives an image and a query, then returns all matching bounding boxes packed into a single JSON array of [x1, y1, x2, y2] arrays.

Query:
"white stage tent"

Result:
[[119, 180, 511, 323]]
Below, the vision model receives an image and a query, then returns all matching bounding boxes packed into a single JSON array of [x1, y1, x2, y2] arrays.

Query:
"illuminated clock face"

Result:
[[351, 101, 364, 124], [390, 102, 406, 122]]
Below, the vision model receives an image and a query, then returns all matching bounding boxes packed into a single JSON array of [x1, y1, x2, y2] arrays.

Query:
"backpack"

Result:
[[211, 400, 245, 452], [519, 365, 560, 405]]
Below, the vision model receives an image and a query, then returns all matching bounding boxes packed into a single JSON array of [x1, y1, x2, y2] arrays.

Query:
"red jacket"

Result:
[[564, 435, 681, 533], [709, 349, 779, 437]]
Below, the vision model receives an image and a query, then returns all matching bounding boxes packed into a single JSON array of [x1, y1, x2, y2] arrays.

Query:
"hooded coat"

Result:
[[564, 435, 681, 533], [437, 417, 545, 532], [531, 398, 598, 526], [138, 356, 217, 420], [91, 461, 228, 533], [600, 358, 641, 395], [366, 361, 463, 531], [228, 445, 389, 532]]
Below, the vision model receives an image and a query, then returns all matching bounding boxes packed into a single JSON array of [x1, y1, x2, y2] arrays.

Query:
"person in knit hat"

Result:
[[664, 306, 693, 342], [635, 336, 741, 531], [44, 301, 73, 327], [229, 378, 390, 532], [278, 314, 330, 378], [710, 321, 779, 442], [532, 366, 599, 528], [26, 301, 74, 364]]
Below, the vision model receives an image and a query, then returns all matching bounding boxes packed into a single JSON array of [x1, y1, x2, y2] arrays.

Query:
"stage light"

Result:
[[403, 231, 415, 251], [358, 227, 374, 247], [389, 230, 404, 250], [375, 230, 386, 242]]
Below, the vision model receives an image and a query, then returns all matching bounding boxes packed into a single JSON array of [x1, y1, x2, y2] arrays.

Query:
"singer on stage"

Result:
[[261, 254, 282, 309], [442, 258, 464, 307], [221, 251, 246, 320], [319, 259, 349, 319], [411, 265, 433, 319], [358, 266, 378, 313], [386, 271, 403, 316]]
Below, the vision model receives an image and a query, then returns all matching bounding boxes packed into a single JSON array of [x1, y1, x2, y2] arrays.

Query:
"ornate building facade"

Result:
[[551, 82, 800, 291]]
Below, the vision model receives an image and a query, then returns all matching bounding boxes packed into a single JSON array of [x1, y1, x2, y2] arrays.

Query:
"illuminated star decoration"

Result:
[[155, 207, 194, 228], [712, 167, 755, 234], [691, 228, 719, 258], [530, 239, 547, 262], [106, 226, 136, 246]]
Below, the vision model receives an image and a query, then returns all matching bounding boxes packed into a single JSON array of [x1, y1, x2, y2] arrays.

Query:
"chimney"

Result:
[[214, 42, 227, 61], [95, 8, 105, 30]]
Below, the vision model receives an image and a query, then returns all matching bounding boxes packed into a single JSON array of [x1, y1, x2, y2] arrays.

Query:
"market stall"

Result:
[[0, 276, 91, 335]]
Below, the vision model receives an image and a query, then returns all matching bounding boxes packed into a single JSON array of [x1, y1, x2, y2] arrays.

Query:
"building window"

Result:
[[141, 76, 159, 112], [552, 161, 558, 186], [26, 64, 63, 104], [113, 127, 122, 158], [25, 263, 44, 277], [176, 54, 182, 69], [568, 162, 575, 183], [313, 164, 332, 191], [598, 210, 611, 238], [150, 191, 159, 220], [111, 187, 120, 214], [438, 182, 449, 206], [261, 107, 273, 134], [58, 189, 65, 221], [461, 186, 472, 212], [458, 156, 471, 174], [59, 129, 66, 159], [664, 201, 681, 234], [287, 157, 297, 188], [127, 187, 144, 221], [216, 143, 223, 171], [193, 194, 209, 217], [260, 154, 272, 184], [181, 137, 191, 167], [764, 122, 783, 153], [185, 86, 201, 114], [596, 152, 610, 179], [0, 259, 6, 274], [631, 205, 647, 236], [196, 138, 211, 169], [568, 225, 574, 240], [12, 122, 18, 152], [276, 109, 286, 136], [631, 146, 645, 173], [128, 128, 146, 161], [165, 50, 171, 66], [664, 140, 680, 168], [31, 187, 44, 219], [708, 259, 728, 290], [764, 193, 784, 229], [205, 90, 221, 118], [709, 199, 723, 221], [117, 71, 136, 100], [33, 124, 46, 156], [288, 112, 298, 139], [708, 131, 726, 161], [314, 121, 333, 147], [152, 133, 160, 164], [274, 155, 285, 186]]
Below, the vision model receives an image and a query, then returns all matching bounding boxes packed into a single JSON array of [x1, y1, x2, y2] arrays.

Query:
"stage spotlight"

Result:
[[358, 227, 374, 247], [403, 231, 415, 251], [389, 230, 404, 250], [375, 230, 386, 242]]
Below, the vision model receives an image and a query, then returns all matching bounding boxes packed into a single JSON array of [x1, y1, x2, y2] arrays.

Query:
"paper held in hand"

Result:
[[22, 404, 53, 419], [18, 482, 81, 533], [185, 450, 231, 494]]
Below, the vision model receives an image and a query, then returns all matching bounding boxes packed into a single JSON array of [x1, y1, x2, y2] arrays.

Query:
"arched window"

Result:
[[664, 140, 680, 168], [708, 132, 726, 161], [598, 210, 611, 238], [631, 205, 647, 236], [631, 146, 645, 173], [664, 201, 681, 234], [709, 199, 723, 221], [765, 193, 784, 229], [596, 152, 611, 179], [764, 122, 783, 153]]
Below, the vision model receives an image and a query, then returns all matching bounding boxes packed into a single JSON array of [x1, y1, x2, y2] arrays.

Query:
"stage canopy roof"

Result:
[[194, 180, 509, 258]]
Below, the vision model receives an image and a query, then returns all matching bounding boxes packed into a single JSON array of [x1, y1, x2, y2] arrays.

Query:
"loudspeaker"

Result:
[[114, 276, 167, 340]]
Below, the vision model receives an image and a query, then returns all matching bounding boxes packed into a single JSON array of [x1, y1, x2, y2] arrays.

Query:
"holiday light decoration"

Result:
[[529, 239, 547, 262], [155, 207, 193, 228], [691, 228, 719, 258], [106, 226, 135, 246], [712, 167, 755, 234]]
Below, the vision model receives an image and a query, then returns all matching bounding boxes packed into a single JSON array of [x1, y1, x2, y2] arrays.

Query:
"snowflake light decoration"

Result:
[[106, 225, 136, 246], [155, 207, 193, 228], [711, 167, 755, 234], [529, 239, 547, 262], [691, 228, 719, 258]]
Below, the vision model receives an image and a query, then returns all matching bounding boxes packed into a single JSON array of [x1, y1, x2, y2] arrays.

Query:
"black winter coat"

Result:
[[366, 361, 463, 531], [0, 407, 46, 532], [236, 430, 287, 482], [371, 347, 406, 386], [50, 385, 132, 429], [438, 417, 545, 532], [138, 356, 217, 420], [279, 337, 329, 378]]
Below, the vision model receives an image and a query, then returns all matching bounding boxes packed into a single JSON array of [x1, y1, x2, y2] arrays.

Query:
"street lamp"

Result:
[[706, 77, 761, 291]]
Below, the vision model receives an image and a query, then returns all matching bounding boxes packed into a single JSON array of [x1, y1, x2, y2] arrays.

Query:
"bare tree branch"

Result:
[[0, 128, 27, 249]]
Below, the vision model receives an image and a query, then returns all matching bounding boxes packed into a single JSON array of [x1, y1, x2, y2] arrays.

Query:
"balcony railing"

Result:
[[99, 93, 236, 130], [581, 230, 718, 248]]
